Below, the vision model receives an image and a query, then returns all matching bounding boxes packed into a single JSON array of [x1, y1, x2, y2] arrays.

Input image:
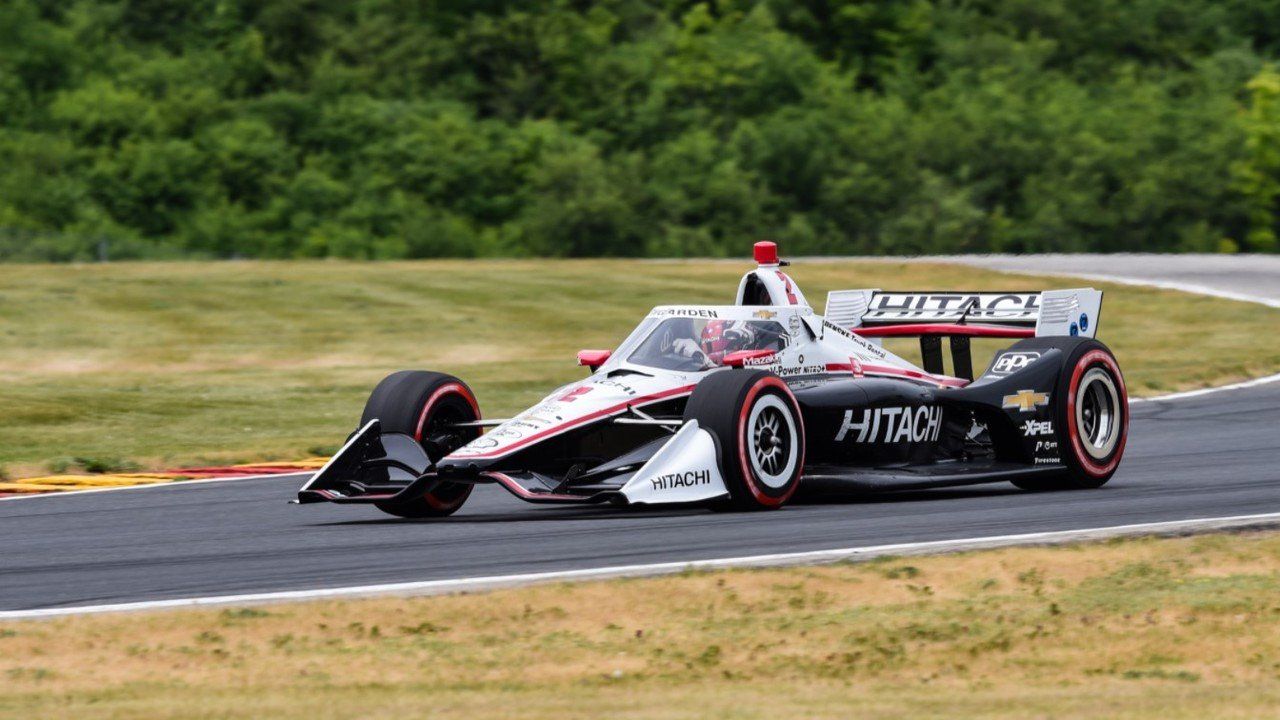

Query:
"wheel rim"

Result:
[[1075, 367, 1121, 460], [746, 394, 798, 489]]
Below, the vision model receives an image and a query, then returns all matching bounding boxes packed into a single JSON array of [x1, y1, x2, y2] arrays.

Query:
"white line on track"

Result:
[[961, 268, 1280, 310], [5, 511, 1280, 620]]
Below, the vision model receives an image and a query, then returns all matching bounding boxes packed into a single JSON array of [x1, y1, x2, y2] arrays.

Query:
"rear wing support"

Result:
[[825, 288, 1103, 380]]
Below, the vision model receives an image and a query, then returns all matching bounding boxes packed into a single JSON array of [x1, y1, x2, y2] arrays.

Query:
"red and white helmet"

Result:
[[700, 320, 732, 364]]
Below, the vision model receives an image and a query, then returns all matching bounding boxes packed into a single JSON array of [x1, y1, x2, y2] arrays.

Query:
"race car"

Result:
[[297, 242, 1128, 517]]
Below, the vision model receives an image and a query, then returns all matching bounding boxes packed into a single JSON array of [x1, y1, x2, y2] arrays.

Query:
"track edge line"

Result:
[[7, 511, 1280, 620]]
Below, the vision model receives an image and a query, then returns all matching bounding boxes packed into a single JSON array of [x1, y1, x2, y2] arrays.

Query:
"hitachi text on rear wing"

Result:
[[823, 288, 1103, 379]]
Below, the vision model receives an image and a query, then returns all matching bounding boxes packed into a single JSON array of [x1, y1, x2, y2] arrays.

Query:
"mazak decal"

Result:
[[650, 469, 712, 491], [991, 351, 1042, 375], [1022, 420, 1053, 437], [835, 405, 943, 444], [650, 308, 720, 319], [1003, 390, 1050, 412]]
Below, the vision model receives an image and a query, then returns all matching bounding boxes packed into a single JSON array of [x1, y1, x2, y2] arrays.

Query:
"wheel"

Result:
[[683, 369, 805, 510], [361, 371, 481, 517], [1009, 338, 1128, 491]]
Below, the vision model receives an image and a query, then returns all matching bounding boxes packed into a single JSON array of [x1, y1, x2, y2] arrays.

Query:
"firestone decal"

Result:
[[650, 469, 712, 491], [835, 405, 944, 444]]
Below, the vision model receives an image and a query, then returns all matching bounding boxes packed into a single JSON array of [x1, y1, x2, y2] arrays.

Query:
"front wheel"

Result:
[[360, 370, 481, 518], [683, 369, 805, 511]]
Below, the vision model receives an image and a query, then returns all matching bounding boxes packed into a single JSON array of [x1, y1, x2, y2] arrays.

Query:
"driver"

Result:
[[672, 320, 758, 367]]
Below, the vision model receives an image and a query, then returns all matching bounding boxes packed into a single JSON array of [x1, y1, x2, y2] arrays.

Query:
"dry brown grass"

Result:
[[3, 531, 1280, 719]]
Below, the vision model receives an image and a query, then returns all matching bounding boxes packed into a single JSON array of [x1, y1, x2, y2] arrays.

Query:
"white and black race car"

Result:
[[297, 242, 1128, 516]]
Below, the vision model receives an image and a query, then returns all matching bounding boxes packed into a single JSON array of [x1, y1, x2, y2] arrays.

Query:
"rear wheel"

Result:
[[1011, 339, 1128, 491], [683, 369, 805, 510], [361, 371, 481, 518]]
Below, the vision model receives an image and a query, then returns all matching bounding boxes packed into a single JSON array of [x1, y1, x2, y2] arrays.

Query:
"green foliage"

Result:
[[0, 0, 1278, 259]]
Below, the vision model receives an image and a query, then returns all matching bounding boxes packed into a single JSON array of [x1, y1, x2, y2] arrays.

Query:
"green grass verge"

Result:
[[3, 531, 1280, 718], [2, 259, 1277, 475]]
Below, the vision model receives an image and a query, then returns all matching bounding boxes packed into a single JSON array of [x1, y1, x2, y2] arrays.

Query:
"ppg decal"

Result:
[[991, 351, 1041, 375]]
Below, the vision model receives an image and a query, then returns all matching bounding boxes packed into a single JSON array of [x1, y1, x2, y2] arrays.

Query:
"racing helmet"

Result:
[[699, 320, 732, 364]]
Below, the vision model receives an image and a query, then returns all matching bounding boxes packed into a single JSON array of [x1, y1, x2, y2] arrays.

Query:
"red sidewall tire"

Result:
[[684, 369, 806, 511], [1064, 349, 1128, 481], [735, 376, 805, 508], [364, 371, 480, 517]]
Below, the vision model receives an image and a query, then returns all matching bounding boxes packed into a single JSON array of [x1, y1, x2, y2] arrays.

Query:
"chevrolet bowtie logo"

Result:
[[1002, 389, 1050, 412], [753, 309, 778, 319]]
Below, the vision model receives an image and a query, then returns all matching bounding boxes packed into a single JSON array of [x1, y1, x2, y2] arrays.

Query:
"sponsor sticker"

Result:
[[1003, 390, 1050, 412], [1022, 419, 1053, 437], [1035, 440, 1058, 454], [650, 469, 712, 491], [557, 386, 594, 402], [789, 313, 803, 336], [824, 319, 885, 356], [991, 351, 1041, 375], [650, 308, 720, 318], [835, 405, 943, 444], [867, 292, 1040, 321], [593, 379, 637, 396], [753, 309, 777, 320]]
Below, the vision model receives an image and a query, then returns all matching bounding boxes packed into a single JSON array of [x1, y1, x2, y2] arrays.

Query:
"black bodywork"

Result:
[[298, 343, 1071, 507]]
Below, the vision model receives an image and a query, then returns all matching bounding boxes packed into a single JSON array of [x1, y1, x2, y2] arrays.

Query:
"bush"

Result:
[[0, 0, 1276, 259]]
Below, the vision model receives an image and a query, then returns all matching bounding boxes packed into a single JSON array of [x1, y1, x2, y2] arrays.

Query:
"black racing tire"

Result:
[[1006, 338, 1129, 491], [683, 369, 805, 511], [361, 370, 481, 518]]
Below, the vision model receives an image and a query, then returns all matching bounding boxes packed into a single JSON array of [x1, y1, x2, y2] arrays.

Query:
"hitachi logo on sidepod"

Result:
[[835, 406, 943, 444]]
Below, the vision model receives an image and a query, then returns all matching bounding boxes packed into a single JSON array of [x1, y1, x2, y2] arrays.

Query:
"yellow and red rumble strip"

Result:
[[0, 458, 328, 497]]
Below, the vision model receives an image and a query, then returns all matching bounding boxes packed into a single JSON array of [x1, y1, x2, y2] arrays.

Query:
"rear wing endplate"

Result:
[[824, 289, 1102, 339]]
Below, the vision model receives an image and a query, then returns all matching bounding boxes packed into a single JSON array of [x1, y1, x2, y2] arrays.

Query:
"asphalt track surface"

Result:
[[2, 380, 1277, 611], [2, 255, 1276, 612]]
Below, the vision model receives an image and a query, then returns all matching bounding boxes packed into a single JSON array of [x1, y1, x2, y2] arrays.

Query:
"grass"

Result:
[[3, 531, 1280, 719], [1, 259, 1277, 476]]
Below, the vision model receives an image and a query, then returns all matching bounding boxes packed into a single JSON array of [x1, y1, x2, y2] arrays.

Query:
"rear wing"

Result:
[[824, 289, 1103, 380], [824, 289, 1102, 339]]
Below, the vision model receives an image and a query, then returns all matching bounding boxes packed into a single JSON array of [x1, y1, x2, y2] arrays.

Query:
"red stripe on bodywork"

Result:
[[825, 362, 969, 388], [775, 271, 799, 305], [452, 384, 698, 459], [483, 472, 597, 503], [854, 324, 1034, 338]]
